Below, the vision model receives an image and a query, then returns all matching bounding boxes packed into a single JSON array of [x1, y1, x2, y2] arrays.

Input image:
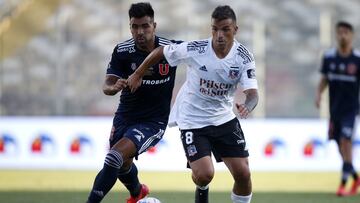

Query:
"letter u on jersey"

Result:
[[159, 64, 169, 75]]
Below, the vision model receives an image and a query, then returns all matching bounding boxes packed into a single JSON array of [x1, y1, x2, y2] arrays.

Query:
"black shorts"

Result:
[[180, 118, 249, 163]]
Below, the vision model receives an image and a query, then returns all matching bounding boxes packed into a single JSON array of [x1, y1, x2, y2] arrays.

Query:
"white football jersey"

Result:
[[164, 38, 258, 129]]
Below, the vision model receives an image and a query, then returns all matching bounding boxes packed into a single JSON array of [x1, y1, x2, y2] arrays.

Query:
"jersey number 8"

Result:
[[185, 132, 193, 144]]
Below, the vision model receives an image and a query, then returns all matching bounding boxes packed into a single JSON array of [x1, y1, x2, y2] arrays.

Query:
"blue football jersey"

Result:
[[321, 48, 360, 118], [106, 36, 178, 122]]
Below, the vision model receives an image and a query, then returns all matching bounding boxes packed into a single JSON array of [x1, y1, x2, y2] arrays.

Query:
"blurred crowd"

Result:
[[0, 0, 360, 117]]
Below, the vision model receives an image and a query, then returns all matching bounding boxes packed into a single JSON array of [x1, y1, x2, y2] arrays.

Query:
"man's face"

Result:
[[211, 18, 238, 49], [130, 16, 156, 48], [336, 26, 353, 48]]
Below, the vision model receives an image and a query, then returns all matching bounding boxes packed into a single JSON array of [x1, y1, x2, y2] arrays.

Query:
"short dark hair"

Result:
[[128, 2, 154, 19], [211, 5, 236, 22], [336, 21, 354, 32]]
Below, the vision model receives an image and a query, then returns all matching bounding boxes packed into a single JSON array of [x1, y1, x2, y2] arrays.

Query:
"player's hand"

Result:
[[127, 72, 143, 93], [112, 78, 127, 92], [236, 103, 250, 119]]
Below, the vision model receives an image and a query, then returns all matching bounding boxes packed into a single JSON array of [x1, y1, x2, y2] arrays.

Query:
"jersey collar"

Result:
[[134, 36, 159, 55]]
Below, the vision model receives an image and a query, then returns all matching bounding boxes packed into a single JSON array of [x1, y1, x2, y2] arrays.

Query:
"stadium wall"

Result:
[[0, 117, 359, 171]]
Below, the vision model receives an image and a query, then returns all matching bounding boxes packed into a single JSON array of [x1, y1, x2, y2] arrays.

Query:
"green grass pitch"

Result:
[[0, 170, 359, 202]]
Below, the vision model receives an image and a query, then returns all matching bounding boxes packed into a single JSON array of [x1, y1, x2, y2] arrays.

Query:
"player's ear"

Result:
[[153, 22, 157, 29], [233, 25, 238, 35]]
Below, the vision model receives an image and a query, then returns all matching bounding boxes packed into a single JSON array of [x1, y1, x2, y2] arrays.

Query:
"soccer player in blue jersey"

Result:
[[86, 2, 178, 203], [316, 21, 360, 196]]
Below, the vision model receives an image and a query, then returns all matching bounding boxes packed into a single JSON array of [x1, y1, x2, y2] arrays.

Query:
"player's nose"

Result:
[[215, 31, 224, 40], [137, 28, 144, 35]]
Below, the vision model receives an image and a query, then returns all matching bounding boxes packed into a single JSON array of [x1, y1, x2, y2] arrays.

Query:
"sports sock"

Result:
[[87, 149, 123, 203], [195, 185, 209, 203], [352, 172, 359, 181], [349, 163, 359, 180], [118, 163, 141, 197], [341, 162, 352, 186], [231, 192, 252, 203]]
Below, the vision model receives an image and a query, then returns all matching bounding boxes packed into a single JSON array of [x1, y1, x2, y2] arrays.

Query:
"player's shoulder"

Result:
[[186, 38, 210, 55], [234, 41, 254, 65], [323, 48, 337, 59], [157, 36, 181, 46], [114, 38, 136, 54]]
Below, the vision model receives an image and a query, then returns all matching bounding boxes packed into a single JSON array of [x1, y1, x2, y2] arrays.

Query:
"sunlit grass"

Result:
[[0, 170, 342, 192]]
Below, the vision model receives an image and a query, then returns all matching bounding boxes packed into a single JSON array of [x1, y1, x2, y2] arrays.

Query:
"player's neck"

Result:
[[337, 46, 352, 57], [212, 43, 232, 59], [137, 43, 156, 53], [136, 37, 156, 53]]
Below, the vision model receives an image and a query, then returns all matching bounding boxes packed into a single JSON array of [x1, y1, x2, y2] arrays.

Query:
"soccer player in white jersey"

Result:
[[128, 5, 258, 203]]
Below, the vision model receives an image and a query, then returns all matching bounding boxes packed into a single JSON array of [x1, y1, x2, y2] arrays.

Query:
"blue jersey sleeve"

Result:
[[320, 56, 327, 75], [106, 46, 126, 78]]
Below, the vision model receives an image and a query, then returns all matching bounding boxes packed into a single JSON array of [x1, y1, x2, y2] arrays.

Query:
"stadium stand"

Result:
[[0, 0, 360, 117]]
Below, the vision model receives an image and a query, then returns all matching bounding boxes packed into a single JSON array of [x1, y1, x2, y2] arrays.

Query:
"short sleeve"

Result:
[[163, 42, 189, 66], [106, 46, 125, 78], [239, 61, 258, 90], [320, 56, 327, 75]]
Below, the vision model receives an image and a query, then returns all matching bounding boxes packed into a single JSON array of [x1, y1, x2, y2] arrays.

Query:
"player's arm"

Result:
[[315, 75, 328, 108], [103, 75, 127, 96], [103, 44, 129, 96], [127, 46, 165, 92], [236, 89, 258, 119]]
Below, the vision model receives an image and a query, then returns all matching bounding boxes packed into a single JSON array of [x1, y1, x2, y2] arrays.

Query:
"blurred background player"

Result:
[[128, 5, 258, 203], [86, 2, 178, 203], [315, 21, 360, 196]]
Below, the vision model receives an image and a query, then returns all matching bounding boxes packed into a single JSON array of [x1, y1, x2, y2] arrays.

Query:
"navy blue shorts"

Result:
[[110, 115, 167, 156], [329, 113, 356, 144]]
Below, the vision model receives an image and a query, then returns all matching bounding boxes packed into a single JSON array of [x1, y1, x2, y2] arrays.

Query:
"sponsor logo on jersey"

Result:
[[199, 65, 208, 72], [327, 72, 356, 82], [199, 78, 233, 96], [247, 69, 256, 79], [142, 76, 170, 85], [159, 64, 169, 75], [229, 67, 240, 79], [0, 133, 17, 156], [117, 46, 135, 53]]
